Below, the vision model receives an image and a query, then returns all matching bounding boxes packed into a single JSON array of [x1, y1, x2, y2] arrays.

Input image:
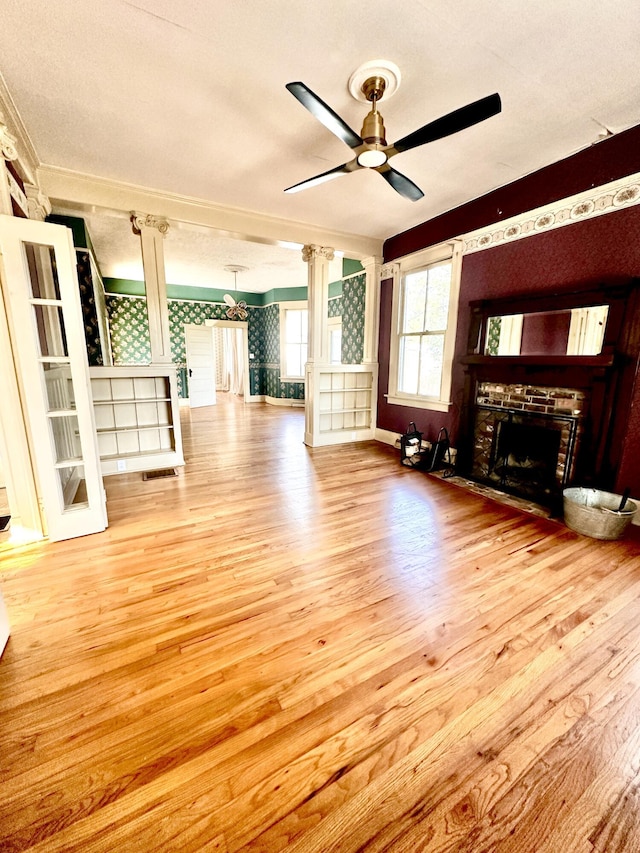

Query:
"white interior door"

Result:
[[185, 324, 216, 407], [0, 215, 107, 541]]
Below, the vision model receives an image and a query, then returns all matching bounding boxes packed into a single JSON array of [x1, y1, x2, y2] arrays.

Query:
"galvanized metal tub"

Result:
[[563, 487, 637, 540]]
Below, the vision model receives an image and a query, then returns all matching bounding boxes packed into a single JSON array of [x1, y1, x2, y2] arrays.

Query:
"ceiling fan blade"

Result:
[[286, 82, 363, 150], [223, 294, 236, 307], [376, 164, 424, 202], [392, 93, 502, 155], [284, 161, 357, 194]]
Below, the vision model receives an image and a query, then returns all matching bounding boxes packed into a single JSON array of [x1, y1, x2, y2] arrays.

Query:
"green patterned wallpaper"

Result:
[[261, 303, 304, 399], [328, 295, 343, 318], [341, 273, 365, 364], [76, 251, 104, 366], [105, 277, 366, 400], [107, 296, 151, 364], [487, 316, 501, 355], [106, 295, 263, 398]]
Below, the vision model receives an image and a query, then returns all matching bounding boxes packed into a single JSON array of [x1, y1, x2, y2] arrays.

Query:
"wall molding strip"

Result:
[[463, 171, 640, 255]]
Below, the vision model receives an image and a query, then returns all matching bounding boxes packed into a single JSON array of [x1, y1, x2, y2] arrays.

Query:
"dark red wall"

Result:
[[384, 123, 640, 262], [378, 204, 640, 492]]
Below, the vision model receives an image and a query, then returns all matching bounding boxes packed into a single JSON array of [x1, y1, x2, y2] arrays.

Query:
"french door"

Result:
[[0, 215, 106, 541]]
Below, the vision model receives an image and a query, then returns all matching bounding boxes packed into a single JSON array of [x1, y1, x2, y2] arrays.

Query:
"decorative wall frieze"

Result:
[[462, 171, 640, 255], [302, 244, 335, 263], [130, 211, 170, 236], [25, 183, 51, 221]]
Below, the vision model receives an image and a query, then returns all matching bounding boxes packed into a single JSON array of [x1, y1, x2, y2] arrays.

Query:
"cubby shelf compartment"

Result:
[[90, 366, 184, 476], [306, 363, 378, 446]]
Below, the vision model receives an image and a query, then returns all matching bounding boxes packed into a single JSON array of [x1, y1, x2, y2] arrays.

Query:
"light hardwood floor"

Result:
[[1, 396, 640, 852]]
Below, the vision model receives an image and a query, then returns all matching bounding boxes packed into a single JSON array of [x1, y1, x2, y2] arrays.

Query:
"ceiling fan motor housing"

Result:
[[361, 109, 386, 146], [360, 76, 387, 145]]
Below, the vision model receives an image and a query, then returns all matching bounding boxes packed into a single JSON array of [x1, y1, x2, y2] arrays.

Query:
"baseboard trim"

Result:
[[375, 427, 401, 446], [265, 396, 305, 408]]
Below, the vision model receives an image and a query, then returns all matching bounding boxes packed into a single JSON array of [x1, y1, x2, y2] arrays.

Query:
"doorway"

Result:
[[206, 319, 250, 402]]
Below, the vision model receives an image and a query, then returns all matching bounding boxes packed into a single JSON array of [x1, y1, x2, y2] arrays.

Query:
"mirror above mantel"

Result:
[[485, 305, 609, 357], [465, 280, 639, 368]]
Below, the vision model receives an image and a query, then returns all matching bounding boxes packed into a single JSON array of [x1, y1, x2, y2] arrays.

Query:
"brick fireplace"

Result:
[[457, 279, 640, 507], [470, 382, 586, 506]]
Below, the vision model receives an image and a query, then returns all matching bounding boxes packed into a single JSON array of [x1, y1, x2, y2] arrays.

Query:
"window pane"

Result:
[[57, 465, 89, 511], [398, 335, 420, 395], [418, 334, 445, 398], [285, 309, 308, 345], [425, 265, 451, 331], [50, 414, 83, 465], [24, 243, 61, 300], [33, 304, 69, 357], [44, 363, 76, 412], [402, 272, 427, 333], [286, 343, 307, 377], [285, 310, 301, 343]]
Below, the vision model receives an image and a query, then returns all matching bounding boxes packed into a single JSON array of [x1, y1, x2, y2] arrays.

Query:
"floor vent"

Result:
[[142, 469, 178, 481]]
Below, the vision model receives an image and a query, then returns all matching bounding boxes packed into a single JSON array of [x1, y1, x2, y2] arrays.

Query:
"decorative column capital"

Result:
[[380, 262, 400, 280], [0, 120, 18, 161], [361, 255, 383, 270], [131, 211, 170, 236], [302, 244, 335, 263], [25, 184, 52, 221]]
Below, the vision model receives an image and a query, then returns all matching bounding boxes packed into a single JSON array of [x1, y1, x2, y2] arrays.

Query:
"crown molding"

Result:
[[462, 171, 640, 255], [0, 71, 39, 185], [37, 164, 382, 260]]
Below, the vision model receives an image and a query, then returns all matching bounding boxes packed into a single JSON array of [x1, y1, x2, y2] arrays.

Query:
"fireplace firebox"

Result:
[[472, 403, 580, 506]]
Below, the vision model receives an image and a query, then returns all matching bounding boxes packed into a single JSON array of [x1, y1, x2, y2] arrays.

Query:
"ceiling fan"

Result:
[[223, 265, 249, 320], [284, 66, 501, 202]]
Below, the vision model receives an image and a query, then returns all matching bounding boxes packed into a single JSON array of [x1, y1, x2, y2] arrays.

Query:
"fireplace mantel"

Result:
[[458, 279, 640, 493], [461, 353, 615, 369]]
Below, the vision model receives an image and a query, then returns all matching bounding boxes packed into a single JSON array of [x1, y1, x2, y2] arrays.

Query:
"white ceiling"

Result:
[[2, 0, 640, 291], [54, 208, 330, 293]]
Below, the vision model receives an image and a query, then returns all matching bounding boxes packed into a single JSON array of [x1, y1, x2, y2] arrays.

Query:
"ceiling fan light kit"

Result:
[[285, 59, 501, 202]]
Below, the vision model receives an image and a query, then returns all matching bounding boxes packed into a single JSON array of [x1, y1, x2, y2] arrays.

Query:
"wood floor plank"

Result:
[[1, 397, 639, 852]]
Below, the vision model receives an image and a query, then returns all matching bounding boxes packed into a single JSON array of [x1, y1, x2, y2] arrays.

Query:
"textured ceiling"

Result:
[[1, 0, 639, 290], [57, 209, 329, 293]]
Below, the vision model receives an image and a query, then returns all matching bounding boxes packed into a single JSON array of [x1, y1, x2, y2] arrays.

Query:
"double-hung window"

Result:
[[387, 242, 462, 412], [279, 303, 308, 380]]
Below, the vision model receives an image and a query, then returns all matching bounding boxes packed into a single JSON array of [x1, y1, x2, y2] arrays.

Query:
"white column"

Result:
[[303, 244, 334, 364], [131, 212, 172, 364], [0, 115, 18, 216], [361, 255, 383, 364]]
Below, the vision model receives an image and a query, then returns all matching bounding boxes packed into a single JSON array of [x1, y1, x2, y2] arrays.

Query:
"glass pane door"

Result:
[[0, 215, 106, 541]]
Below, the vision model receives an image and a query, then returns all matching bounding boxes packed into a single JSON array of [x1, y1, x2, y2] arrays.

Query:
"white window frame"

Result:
[[279, 301, 308, 381], [387, 241, 463, 413]]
